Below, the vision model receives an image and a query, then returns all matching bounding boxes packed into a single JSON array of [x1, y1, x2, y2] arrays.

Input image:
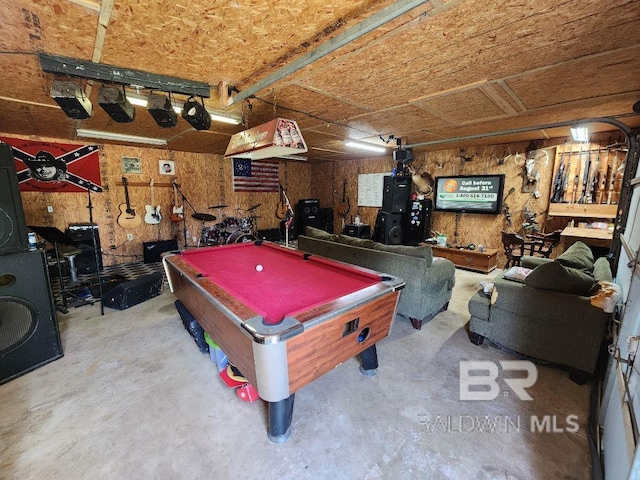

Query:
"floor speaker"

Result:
[[65, 224, 102, 273], [0, 143, 29, 256], [296, 199, 322, 235], [377, 211, 405, 245], [404, 198, 432, 246], [0, 250, 63, 385], [382, 176, 411, 214], [102, 272, 163, 310]]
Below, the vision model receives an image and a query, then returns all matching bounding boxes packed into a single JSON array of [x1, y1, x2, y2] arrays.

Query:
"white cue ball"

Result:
[[255, 264, 263, 272]]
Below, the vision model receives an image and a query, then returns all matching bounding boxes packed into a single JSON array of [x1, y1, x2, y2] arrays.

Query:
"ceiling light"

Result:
[[181, 97, 211, 130], [50, 79, 93, 119], [344, 141, 387, 153], [147, 94, 178, 128], [98, 85, 135, 123], [570, 125, 589, 142], [76, 128, 167, 146]]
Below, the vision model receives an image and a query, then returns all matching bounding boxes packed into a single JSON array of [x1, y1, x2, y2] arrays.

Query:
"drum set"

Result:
[[198, 203, 261, 246]]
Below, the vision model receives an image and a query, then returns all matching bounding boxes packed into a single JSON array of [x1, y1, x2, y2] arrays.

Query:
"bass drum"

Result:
[[227, 232, 256, 244]]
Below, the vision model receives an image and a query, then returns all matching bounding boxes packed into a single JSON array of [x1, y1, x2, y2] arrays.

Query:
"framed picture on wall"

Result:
[[159, 160, 175, 175], [122, 156, 142, 174]]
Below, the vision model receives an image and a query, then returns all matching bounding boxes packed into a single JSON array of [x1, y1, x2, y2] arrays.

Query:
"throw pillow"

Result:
[[593, 257, 613, 282], [335, 234, 375, 249], [555, 241, 594, 272], [524, 260, 596, 296], [503, 266, 533, 283], [305, 226, 337, 241], [371, 242, 433, 265]]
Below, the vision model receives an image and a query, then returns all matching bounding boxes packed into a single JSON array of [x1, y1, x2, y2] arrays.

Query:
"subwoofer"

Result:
[[377, 211, 405, 245], [0, 143, 29, 256], [382, 176, 411, 214], [0, 250, 63, 385]]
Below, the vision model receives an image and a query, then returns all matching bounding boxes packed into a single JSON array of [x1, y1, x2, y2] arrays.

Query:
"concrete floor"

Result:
[[0, 268, 593, 479]]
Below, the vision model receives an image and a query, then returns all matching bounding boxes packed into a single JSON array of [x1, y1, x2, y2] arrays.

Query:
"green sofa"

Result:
[[468, 241, 613, 382], [297, 227, 456, 329]]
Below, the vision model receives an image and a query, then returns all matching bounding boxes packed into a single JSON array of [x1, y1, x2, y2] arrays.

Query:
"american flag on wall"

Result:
[[232, 158, 279, 192]]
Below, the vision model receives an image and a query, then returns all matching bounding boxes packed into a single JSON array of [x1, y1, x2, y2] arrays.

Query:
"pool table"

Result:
[[163, 241, 404, 442]]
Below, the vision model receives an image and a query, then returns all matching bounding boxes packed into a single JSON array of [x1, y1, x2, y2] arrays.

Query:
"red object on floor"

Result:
[[219, 364, 248, 388], [236, 383, 260, 403]]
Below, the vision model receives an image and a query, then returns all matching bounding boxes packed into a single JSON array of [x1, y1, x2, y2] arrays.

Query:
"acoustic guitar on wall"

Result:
[[117, 177, 143, 228], [144, 178, 162, 224]]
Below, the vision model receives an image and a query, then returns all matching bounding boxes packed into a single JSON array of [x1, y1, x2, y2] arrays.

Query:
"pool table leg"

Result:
[[358, 344, 378, 376], [267, 394, 295, 443]]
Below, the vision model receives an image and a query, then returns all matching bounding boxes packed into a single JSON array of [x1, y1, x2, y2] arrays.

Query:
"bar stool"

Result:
[[62, 247, 83, 283]]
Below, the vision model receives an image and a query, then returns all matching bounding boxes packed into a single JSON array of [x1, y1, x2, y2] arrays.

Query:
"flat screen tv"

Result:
[[433, 174, 505, 214]]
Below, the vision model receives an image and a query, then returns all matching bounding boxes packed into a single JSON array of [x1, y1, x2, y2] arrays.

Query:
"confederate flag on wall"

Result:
[[0, 137, 102, 193]]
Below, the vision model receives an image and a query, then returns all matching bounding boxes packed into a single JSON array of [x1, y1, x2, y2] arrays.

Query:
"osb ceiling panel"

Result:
[[0, 0, 639, 163]]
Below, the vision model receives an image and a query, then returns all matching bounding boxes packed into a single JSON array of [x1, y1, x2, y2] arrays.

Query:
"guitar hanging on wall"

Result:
[[117, 177, 143, 228], [334, 179, 350, 229], [144, 178, 162, 225], [169, 181, 184, 223]]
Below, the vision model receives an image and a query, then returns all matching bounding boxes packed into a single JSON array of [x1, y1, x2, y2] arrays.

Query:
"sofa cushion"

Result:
[[334, 234, 375, 249], [371, 242, 433, 266], [305, 226, 338, 241], [555, 241, 594, 271], [524, 260, 596, 296], [593, 257, 613, 282]]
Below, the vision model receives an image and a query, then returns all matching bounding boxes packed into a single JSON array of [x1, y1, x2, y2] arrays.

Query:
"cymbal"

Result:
[[192, 212, 217, 222], [208, 204, 228, 209], [247, 203, 262, 211]]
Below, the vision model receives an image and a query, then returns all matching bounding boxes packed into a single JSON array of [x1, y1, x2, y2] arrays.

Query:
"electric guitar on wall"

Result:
[[144, 178, 162, 224], [169, 181, 184, 223], [334, 179, 350, 229], [117, 177, 143, 228]]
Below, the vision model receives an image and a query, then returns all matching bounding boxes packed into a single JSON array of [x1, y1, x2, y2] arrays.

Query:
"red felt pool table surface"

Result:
[[178, 242, 381, 324]]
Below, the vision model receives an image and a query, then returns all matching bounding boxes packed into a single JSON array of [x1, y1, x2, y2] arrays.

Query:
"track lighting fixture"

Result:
[[50, 79, 93, 119], [98, 85, 135, 123], [181, 97, 211, 130]]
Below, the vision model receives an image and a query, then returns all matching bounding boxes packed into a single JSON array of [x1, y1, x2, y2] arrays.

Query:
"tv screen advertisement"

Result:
[[433, 174, 505, 214]]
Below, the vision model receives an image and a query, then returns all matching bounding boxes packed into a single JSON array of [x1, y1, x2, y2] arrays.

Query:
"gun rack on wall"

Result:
[[548, 143, 623, 219]]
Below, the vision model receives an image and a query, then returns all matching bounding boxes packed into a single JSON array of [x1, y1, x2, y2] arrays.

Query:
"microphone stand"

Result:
[[173, 181, 198, 249], [281, 186, 294, 248], [86, 187, 104, 316]]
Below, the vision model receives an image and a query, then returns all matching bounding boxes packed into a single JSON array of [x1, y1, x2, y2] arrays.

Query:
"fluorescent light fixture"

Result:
[[571, 125, 589, 142], [127, 93, 241, 125], [276, 155, 307, 161], [344, 141, 387, 153], [76, 128, 167, 146]]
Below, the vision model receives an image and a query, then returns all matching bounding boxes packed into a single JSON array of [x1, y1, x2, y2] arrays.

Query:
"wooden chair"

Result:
[[501, 231, 526, 268], [525, 230, 561, 258]]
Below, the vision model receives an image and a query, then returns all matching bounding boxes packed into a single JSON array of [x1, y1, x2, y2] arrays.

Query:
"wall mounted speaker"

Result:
[[0, 143, 29, 256], [0, 250, 63, 385], [382, 176, 411, 214], [147, 94, 178, 128]]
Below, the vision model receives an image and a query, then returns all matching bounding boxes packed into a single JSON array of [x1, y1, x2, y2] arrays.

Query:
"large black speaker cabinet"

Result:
[[296, 199, 322, 235], [382, 176, 411, 214], [0, 250, 63, 385], [0, 143, 29, 256], [65, 224, 102, 273], [404, 198, 432, 246], [102, 272, 163, 310], [376, 211, 405, 245]]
